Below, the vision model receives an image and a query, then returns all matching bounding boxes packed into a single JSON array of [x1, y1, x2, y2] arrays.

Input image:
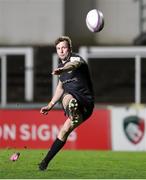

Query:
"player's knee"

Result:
[[62, 93, 74, 109]]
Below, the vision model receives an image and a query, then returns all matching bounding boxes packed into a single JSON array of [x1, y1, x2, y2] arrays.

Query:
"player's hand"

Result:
[[40, 105, 51, 115], [52, 67, 64, 75]]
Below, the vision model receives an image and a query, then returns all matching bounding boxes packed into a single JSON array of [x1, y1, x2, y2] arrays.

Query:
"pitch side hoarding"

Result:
[[111, 107, 146, 151], [0, 109, 111, 150]]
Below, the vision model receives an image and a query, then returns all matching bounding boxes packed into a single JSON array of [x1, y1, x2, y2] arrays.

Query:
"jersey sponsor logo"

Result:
[[62, 77, 78, 84]]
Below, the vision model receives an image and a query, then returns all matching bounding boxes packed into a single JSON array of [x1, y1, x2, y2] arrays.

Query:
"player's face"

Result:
[[56, 41, 70, 60]]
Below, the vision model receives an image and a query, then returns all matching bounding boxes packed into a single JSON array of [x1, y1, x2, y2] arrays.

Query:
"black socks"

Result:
[[43, 138, 66, 164]]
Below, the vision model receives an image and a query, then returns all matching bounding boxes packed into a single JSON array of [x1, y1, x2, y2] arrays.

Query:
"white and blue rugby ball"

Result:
[[86, 9, 104, 33]]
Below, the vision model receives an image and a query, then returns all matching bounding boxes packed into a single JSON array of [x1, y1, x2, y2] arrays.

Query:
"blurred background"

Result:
[[0, 0, 146, 151], [1, 0, 146, 107]]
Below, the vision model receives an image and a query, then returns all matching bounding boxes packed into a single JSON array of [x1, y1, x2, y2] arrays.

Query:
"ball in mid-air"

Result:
[[86, 9, 104, 33]]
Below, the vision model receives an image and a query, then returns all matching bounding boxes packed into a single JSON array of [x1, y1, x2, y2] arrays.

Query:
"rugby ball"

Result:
[[86, 9, 104, 33]]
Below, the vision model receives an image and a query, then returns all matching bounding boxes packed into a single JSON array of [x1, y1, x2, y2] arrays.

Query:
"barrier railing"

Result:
[[0, 47, 33, 107], [78, 46, 146, 104], [1, 46, 146, 108]]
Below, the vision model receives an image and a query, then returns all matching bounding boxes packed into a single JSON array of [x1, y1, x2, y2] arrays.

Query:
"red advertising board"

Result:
[[0, 109, 111, 150]]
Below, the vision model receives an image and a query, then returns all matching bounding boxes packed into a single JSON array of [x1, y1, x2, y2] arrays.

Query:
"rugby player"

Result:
[[38, 36, 94, 171]]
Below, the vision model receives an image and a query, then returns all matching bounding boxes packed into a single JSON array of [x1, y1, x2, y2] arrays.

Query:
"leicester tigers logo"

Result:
[[123, 115, 145, 144]]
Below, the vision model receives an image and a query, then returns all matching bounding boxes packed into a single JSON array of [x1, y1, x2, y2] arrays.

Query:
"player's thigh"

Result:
[[62, 93, 73, 109]]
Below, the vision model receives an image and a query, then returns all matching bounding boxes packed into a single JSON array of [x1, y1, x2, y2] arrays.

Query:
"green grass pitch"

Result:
[[0, 149, 146, 179]]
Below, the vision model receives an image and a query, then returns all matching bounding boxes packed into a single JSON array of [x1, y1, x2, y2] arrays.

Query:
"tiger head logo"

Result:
[[123, 115, 145, 144]]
